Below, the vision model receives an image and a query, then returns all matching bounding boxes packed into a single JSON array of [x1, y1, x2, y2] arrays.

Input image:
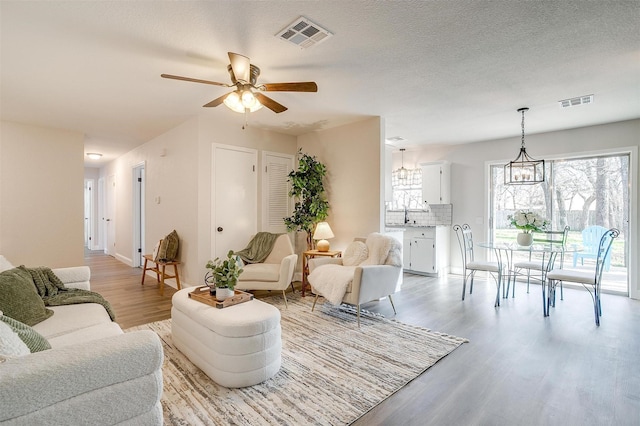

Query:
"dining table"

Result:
[[477, 241, 578, 316]]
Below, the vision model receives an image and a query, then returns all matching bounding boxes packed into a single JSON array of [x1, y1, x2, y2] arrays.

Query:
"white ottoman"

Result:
[[171, 287, 281, 388]]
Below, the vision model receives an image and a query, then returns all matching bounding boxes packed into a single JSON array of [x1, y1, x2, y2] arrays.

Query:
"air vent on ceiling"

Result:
[[276, 16, 333, 49], [559, 94, 594, 108]]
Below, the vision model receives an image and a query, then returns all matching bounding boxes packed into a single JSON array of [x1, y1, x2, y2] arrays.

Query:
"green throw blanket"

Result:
[[234, 232, 282, 264], [21, 266, 116, 321]]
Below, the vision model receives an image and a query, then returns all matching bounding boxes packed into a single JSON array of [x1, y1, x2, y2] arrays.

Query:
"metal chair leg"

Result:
[[282, 290, 288, 309], [311, 294, 319, 311], [388, 294, 397, 315]]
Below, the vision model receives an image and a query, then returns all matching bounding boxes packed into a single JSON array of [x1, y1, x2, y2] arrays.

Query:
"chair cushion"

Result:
[[513, 260, 545, 271], [239, 263, 280, 282], [547, 269, 595, 285], [0, 268, 53, 326], [466, 261, 499, 273], [342, 241, 368, 266], [262, 234, 294, 264]]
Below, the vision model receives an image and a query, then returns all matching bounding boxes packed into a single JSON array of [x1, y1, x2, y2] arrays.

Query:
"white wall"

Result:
[[394, 118, 640, 298], [0, 121, 84, 267], [102, 114, 297, 288], [297, 117, 384, 252]]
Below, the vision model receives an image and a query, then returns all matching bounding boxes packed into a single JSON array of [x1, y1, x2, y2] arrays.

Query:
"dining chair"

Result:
[[546, 228, 619, 326], [453, 224, 502, 307], [510, 226, 570, 298]]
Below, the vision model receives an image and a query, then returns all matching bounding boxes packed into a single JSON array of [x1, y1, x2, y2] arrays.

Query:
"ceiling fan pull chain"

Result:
[[242, 108, 249, 130]]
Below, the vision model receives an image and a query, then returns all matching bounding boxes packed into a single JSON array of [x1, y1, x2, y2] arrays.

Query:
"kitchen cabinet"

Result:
[[421, 161, 450, 205], [403, 226, 449, 276]]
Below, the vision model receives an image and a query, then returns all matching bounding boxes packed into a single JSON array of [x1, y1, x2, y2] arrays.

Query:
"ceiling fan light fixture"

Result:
[[223, 90, 262, 113]]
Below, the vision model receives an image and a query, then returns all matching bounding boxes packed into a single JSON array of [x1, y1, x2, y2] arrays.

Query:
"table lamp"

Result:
[[313, 222, 334, 252]]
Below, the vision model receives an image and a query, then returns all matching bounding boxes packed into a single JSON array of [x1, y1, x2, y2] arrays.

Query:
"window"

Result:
[[391, 168, 422, 210], [490, 152, 630, 294]]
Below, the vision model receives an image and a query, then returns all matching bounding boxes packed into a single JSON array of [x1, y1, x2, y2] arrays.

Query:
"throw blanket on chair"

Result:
[[234, 232, 281, 264], [21, 266, 117, 321], [309, 233, 403, 306], [308, 265, 357, 305]]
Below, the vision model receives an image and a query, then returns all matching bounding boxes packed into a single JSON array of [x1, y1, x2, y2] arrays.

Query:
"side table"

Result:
[[301, 249, 342, 297]]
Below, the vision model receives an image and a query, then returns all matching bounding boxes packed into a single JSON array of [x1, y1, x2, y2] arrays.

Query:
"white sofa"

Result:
[[0, 256, 164, 425], [235, 234, 298, 307]]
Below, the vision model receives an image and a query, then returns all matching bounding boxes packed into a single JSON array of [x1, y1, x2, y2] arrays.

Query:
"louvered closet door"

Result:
[[262, 152, 294, 233]]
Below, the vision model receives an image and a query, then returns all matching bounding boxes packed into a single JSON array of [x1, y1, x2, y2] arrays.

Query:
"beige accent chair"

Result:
[[308, 234, 402, 327], [235, 234, 297, 308]]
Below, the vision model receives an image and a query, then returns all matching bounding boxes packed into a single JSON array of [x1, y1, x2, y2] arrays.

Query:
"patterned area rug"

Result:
[[126, 292, 467, 425]]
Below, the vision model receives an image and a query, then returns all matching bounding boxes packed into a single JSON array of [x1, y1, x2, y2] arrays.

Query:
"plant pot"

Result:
[[517, 232, 533, 246], [215, 287, 234, 301]]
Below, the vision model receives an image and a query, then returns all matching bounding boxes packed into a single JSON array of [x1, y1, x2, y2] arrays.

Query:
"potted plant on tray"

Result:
[[205, 250, 244, 301]]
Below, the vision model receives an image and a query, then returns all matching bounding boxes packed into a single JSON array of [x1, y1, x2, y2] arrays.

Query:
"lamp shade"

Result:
[[313, 222, 334, 252]]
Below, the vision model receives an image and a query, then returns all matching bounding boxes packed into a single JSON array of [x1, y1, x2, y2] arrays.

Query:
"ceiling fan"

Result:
[[161, 52, 318, 114]]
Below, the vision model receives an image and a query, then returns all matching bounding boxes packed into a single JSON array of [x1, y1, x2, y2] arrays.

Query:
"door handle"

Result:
[[106, 219, 111, 222], [217, 227, 223, 232]]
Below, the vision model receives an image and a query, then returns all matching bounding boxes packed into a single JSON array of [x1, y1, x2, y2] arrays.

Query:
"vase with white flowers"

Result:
[[205, 250, 244, 301], [507, 210, 549, 246]]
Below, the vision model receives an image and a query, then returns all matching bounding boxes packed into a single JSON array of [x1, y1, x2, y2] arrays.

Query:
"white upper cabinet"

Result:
[[421, 161, 450, 204]]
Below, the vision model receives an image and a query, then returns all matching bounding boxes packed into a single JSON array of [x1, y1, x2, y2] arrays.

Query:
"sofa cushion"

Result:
[[342, 241, 368, 266], [0, 319, 30, 358], [0, 255, 14, 273], [0, 268, 53, 326], [0, 314, 51, 353], [32, 303, 113, 341], [157, 230, 179, 261], [239, 263, 280, 282]]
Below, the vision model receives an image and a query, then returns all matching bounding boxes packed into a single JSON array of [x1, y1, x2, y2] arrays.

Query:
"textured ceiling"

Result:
[[1, 1, 639, 166]]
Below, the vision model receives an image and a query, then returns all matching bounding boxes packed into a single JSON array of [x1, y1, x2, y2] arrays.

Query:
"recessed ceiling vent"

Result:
[[276, 16, 333, 49], [559, 94, 594, 108]]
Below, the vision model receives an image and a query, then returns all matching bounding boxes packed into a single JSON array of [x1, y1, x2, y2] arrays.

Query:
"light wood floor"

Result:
[[86, 251, 640, 425]]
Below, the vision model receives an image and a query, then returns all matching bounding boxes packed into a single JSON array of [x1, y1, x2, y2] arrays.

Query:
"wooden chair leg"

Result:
[[312, 294, 320, 311], [173, 264, 181, 290], [282, 290, 288, 309], [160, 264, 166, 296], [357, 304, 361, 328], [141, 258, 149, 285]]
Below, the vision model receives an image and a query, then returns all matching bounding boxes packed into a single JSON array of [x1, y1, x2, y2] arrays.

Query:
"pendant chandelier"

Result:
[[396, 148, 409, 182], [504, 107, 545, 185]]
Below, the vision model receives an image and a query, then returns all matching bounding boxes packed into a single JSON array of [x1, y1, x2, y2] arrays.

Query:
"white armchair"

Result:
[[235, 234, 298, 307], [308, 233, 402, 327]]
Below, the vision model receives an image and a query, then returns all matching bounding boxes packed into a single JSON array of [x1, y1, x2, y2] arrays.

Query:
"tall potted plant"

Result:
[[284, 150, 330, 249]]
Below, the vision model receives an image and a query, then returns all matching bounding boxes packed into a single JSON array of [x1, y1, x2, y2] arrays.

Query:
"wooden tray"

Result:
[[188, 286, 254, 309]]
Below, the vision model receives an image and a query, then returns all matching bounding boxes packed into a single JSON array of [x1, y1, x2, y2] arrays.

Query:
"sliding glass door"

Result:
[[490, 152, 630, 294]]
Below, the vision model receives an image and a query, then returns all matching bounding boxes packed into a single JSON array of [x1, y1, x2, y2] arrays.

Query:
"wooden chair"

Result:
[[546, 228, 619, 326], [141, 243, 181, 296]]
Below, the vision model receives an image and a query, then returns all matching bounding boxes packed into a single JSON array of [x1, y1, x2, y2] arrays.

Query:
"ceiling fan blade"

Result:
[[261, 82, 318, 92], [228, 52, 250, 83], [255, 93, 288, 113], [161, 74, 228, 87], [203, 93, 230, 108]]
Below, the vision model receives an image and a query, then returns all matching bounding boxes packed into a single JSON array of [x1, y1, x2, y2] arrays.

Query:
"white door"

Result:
[[212, 144, 257, 259], [132, 164, 145, 267], [105, 174, 116, 256], [262, 151, 294, 233]]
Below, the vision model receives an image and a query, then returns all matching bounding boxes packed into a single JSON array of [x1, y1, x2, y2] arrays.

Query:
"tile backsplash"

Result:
[[386, 204, 453, 226]]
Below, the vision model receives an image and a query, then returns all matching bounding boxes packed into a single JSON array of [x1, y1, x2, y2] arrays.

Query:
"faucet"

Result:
[[404, 206, 410, 224]]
